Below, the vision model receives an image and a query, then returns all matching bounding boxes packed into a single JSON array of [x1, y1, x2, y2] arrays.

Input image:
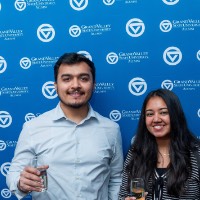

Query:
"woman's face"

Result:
[[145, 96, 171, 139]]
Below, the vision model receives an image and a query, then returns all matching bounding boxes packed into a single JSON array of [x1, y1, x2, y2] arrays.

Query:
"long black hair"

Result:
[[126, 88, 199, 196]]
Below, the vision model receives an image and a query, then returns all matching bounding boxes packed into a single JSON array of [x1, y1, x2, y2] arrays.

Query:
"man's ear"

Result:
[[54, 82, 57, 92]]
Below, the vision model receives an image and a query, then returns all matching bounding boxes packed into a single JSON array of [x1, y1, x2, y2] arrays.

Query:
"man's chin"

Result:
[[66, 102, 86, 109], [70, 104, 83, 109]]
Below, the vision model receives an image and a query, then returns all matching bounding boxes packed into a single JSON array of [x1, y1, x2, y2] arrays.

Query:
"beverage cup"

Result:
[[130, 178, 145, 200], [31, 156, 48, 192]]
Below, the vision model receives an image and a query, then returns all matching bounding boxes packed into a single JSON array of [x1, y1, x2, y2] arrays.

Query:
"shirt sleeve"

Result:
[[6, 123, 34, 200], [118, 149, 133, 200], [108, 127, 124, 200]]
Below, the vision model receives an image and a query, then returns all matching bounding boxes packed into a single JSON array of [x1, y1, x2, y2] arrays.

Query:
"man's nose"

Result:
[[71, 78, 80, 88]]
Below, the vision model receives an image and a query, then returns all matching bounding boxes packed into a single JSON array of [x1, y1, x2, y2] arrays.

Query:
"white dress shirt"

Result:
[[6, 103, 123, 200]]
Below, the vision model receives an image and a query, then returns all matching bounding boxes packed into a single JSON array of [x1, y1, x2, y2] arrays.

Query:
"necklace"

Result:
[[162, 153, 170, 156]]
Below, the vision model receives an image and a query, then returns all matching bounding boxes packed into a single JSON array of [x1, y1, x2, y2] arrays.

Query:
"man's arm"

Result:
[[108, 127, 124, 200], [6, 123, 35, 199]]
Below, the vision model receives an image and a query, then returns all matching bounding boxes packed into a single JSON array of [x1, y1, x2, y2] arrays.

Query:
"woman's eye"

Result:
[[160, 111, 168, 115], [146, 113, 153, 117]]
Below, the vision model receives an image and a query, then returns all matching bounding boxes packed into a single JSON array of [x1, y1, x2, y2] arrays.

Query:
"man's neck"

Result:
[[60, 103, 89, 124]]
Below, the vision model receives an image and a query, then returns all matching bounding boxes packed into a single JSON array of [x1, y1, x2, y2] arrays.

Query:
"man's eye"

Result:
[[81, 77, 89, 81], [63, 78, 70, 81]]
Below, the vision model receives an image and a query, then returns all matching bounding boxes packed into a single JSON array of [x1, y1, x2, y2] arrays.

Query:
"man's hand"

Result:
[[18, 165, 49, 193]]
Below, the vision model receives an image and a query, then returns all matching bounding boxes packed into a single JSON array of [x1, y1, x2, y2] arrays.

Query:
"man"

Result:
[[6, 53, 123, 200]]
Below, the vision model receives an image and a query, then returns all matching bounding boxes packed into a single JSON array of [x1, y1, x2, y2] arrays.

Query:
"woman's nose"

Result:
[[153, 113, 162, 122]]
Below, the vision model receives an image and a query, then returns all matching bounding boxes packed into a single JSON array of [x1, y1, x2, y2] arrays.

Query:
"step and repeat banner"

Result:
[[0, 0, 200, 199]]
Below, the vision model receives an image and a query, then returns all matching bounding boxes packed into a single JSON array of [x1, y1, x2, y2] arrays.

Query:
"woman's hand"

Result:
[[125, 192, 148, 200], [125, 197, 136, 200]]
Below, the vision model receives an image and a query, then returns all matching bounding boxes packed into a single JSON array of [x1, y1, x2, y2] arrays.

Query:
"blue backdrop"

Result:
[[0, 0, 200, 199]]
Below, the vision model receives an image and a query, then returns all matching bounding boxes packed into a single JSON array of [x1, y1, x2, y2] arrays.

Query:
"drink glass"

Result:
[[31, 156, 48, 192], [130, 178, 145, 200]]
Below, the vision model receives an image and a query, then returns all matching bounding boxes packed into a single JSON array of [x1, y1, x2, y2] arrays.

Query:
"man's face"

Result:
[[54, 62, 95, 109]]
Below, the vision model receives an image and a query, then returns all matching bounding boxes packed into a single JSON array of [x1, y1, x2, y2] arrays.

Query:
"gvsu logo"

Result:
[[77, 51, 92, 61], [128, 77, 147, 96], [163, 46, 182, 65], [162, 0, 179, 5], [0, 111, 12, 128], [103, 0, 115, 6], [109, 110, 121, 122], [1, 189, 12, 199], [161, 80, 173, 90], [69, 0, 88, 11], [25, 113, 37, 122], [1, 162, 10, 177], [106, 52, 118, 64], [14, 0, 26, 11], [126, 18, 145, 37], [0, 140, 6, 151], [20, 57, 31, 69], [197, 50, 200, 61], [42, 81, 57, 99], [69, 25, 81, 37], [37, 24, 55, 42], [160, 20, 172, 32], [0, 56, 7, 74], [198, 109, 200, 118]]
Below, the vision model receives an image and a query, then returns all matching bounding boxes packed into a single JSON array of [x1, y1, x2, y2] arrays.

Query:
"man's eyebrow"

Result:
[[60, 73, 90, 77]]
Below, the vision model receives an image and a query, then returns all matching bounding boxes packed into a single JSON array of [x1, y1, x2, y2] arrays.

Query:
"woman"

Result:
[[119, 89, 200, 200]]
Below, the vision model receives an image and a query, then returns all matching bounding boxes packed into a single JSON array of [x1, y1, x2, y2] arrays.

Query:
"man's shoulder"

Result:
[[93, 110, 119, 128], [24, 107, 55, 126]]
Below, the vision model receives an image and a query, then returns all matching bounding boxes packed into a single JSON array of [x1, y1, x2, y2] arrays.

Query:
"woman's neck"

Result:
[[156, 137, 170, 168]]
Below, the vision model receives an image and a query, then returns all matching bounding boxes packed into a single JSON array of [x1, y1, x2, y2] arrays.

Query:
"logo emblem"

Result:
[[126, 18, 145, 37], [0, 56, 7, 74], [42, 81, 57, 99], [162, 0, 179, 5], [198, 109, 200, 118], [128, 77, 147, 96], [163, 46, 182, 65], [77, 51, 92, 61], [37, 24, 55, 42], [69, 0, 88, 11], [161, 80, 173, 90], [1, 189, 11, 199], [106, 52, 118, 64], [1, 162, 10, 177], [25, 113, 36, 122], [103, 0, 115, 6], [160, 20, 172, 32], [0, 140, 6, 151], [20, 57, 31, 69], [14, 0, 26, 11], [109, 110, 121, 122], [197, 50, 200, 61], [0, 111, 12, 128], [69, 25, 81, 37]]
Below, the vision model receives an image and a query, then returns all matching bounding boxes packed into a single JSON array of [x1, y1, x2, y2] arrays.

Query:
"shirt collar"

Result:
[[52, 102, 97, 122]]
